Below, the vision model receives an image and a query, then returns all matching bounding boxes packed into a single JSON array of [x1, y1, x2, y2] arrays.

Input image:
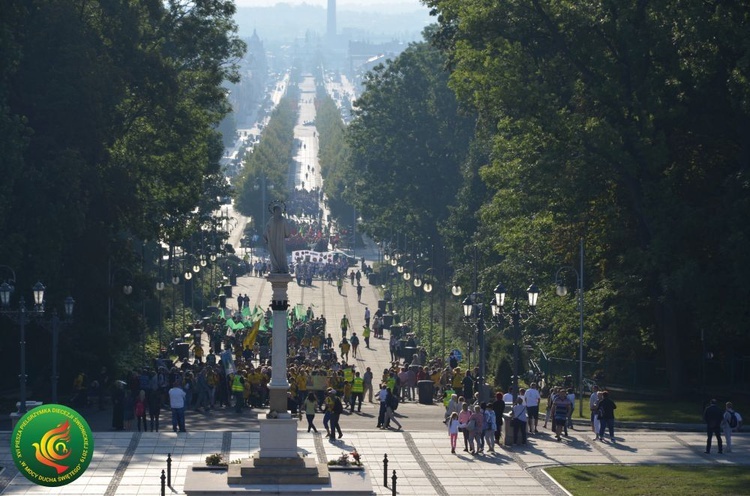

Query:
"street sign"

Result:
[[451, 349, 463, 362]]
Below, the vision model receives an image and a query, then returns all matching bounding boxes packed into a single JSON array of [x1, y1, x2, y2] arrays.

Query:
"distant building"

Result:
[[327, 0, 336, 41], [228, 29, 268, 125], [348, 40, 407, 78]]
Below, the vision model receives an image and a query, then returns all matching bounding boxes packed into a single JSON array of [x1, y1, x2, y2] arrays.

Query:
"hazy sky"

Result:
[[235, 0, 425, 8]]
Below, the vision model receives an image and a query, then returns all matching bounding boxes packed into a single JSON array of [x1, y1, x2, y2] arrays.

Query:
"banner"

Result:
[[243, 318, 261, 349], [291, 249, 354, 264], [221, 350, 235, 375]]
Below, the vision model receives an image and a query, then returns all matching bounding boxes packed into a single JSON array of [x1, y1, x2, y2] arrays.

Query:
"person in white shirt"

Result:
[[376, 384, 389, 428], [511, 397, 528, 445], [589, 385, 600, 432], [502, 387, 514, 412], [524, 383, 541, 434], [169, 380, 187, 433], [723, 402, 739, 453]]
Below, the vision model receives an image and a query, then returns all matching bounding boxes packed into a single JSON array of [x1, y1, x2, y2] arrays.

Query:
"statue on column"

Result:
[[264, 201, 290, 274]]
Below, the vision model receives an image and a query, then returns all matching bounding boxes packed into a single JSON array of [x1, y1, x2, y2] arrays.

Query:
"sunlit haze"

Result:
[[235, 0, 425, 8]]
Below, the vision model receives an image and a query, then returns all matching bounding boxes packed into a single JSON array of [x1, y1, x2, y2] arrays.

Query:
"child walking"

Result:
[[448, 412, 459, 454]]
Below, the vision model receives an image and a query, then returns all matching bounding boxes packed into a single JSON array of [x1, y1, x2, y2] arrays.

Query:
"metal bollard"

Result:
[[383, 453, 388, 487], [167, 453, 172, 487], [161, 469, 166, 496], [391, 470, 397, 496]]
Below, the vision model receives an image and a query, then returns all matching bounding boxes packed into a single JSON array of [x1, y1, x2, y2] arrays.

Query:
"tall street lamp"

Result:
[[555, 237, 585, 416], [156, 270, 165, 358], [462, 291, 488, 401], [171, 254, 181, 339], [421, 268, 435, 357], [108, 264, 134, 334], [492, 282, 540, 404], [0, 267, 75, 411], [40, 296, 75, 404]]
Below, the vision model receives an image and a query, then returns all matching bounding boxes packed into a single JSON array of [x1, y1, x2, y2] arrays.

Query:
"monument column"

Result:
[[267, 272, 293, 414]]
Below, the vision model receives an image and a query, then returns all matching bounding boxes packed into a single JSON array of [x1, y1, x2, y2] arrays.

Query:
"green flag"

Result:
[[219, 308, 225, 319], [242, 305, 250, 318]]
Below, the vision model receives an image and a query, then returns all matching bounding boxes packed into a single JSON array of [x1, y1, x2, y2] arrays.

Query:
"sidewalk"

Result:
[[1, 425, 746, 495], [2, 241, 747, 495]]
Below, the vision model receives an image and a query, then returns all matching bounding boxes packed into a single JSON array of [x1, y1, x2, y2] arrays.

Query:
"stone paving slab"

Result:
[[1, 428, 749, 495]]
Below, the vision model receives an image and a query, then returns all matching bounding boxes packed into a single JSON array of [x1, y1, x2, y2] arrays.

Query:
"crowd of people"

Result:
[[71, 254, 745, 456]]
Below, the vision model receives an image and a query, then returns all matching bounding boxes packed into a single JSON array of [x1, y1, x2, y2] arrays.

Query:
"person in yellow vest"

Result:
[[231, 372, 245, 413], [340, 315, 350, 338], [362, 325, 371, 348], [343, 367, 354, 384], [194, 343, 204, 363], [351, 371, 364, 413], [387, 373, 397, 393]]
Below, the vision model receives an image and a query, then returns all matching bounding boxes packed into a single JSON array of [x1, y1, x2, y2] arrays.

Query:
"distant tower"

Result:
[[327, 0, 336, 40]]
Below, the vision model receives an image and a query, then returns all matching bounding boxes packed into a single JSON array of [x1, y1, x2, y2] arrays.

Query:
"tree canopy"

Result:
[[422, 0, 750, 393], [0, 0, 244, 386]]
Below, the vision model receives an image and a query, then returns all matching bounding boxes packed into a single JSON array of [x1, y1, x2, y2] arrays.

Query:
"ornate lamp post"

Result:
[[0, 267, 75, 410], [492, 282, 540, 403], [108, 264, 134, 335], [421, 268, 435, 357], [555, 237, 585, 416]]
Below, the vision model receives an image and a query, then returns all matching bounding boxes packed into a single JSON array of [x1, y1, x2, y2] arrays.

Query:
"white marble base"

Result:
[[258, 418, 298, 458]]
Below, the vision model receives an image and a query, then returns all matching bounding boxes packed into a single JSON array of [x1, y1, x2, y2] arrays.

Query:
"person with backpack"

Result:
[[704, 398, 724, 454], [723, 401, 738, 453], [481, 402, 497, 452], [596, 390, 617, 443], [383, 387, 402, 430], [329, 390, 344, 440]]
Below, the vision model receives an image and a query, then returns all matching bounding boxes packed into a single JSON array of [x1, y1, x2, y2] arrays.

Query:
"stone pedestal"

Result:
[[258, 417, 298, 458], [227, 454, 330, 485]]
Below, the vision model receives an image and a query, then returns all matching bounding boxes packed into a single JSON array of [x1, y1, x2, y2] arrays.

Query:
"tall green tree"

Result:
[[0, 0, 244, 390], [424, 0, 750, 393], [234, 89, 300, 232], [346, 33, 476, 245]]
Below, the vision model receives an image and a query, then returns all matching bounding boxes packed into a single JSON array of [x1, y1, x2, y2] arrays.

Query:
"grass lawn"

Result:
[[567, 398, 711, 424], [546, 465, 750, 496]]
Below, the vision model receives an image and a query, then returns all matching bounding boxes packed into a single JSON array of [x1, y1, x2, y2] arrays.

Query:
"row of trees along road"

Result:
[[346, 3, 750, 395], [234, 72, 301, 231], [0, 0, 245, 394]]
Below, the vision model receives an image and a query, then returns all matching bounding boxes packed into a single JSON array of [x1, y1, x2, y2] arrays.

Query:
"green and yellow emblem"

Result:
[[11, 404, 94, 487]]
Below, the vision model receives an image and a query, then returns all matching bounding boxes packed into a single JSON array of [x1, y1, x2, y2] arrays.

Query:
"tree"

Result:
[[0, 0, 245, 392], [425, 0, 750, 394], [346, 33, 476, 245]]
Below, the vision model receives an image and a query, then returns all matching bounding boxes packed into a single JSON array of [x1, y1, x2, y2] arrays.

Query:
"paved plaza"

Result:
[[1, 250, 747, 495], [0, 75, 746, 495]]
